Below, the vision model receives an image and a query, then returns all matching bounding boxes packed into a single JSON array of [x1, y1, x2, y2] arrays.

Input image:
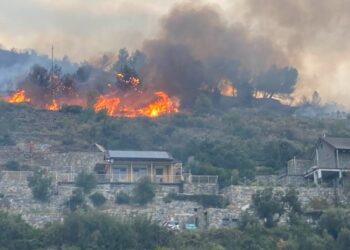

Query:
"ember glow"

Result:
[[116, 72, 141, 89], [7, 89, 31, 103]]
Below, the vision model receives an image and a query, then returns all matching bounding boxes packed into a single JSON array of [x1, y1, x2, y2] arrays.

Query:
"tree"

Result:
[[89, 192, 107, 207], [75, 171, 97, 194], [133, 177, 155, 205], [319, 208, 350, 239], [254, 66, 298, 99], [336, 228, 350, 250], [4, 160, 20, 171], [311, 91, 321, 106], [252, 188, 285, 227], [28, 169, 52, 202], [113, 48, 129, 72], [27, 64, 50, 88], [66, 188, 86, 211]]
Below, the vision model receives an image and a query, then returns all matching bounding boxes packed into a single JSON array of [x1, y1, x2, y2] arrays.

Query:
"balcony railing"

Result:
[[183, 174, 218, 184]]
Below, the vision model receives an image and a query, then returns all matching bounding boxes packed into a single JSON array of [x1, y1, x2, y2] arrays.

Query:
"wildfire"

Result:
[[93, 95, 121, 116], [92, 91, 178, 118], [116, 72, 141, 88], [7, 89, 31, 103], [46, 99, 60, 111], [129, 76, 140, 86], [138, 91, 179, 117], [4, 87, 179, 118], [218, 79, 236, 97]]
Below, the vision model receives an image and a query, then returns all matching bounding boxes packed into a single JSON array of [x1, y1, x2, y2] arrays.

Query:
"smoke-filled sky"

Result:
[[0, 0, 349, 106]]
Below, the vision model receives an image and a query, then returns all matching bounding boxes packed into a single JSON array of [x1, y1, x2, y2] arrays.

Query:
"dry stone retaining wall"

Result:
[[0, 170, 347, 228]]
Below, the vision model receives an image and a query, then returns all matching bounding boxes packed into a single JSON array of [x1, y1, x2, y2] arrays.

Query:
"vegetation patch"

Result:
[[89, 192, 107, 207], [164, 193, 229, 208]]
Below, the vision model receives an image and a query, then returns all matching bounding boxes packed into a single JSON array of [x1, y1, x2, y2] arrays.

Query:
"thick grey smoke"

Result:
[[141, 3, 293, 107], [243, 0, 350, 106]]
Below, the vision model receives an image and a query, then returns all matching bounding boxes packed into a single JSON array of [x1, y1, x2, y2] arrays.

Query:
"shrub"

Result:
[[4, 160, 20, 171], [59, 105, 83, 114], [252, 188, 285, 227], [0, 133, 15, 146], [75, 171, 97, 194], [89, 192, 107, 207], [164, 193, 229, 208], [308, 198, 330, 211], [133, 177, 155, 205], [27, 169, 52, 202], [116, 191, 131, 204], [66, 188, 86, 211]]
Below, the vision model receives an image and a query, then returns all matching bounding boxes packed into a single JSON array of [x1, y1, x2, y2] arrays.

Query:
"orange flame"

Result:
[[218, 79, 236, 97], [138, 91, 179, 117], [92, 91, 178, 118], [93, 95, 121, 116], [46, 99, 60, 111], [7, 89, 31, 103], [4, 87, 179, 118]]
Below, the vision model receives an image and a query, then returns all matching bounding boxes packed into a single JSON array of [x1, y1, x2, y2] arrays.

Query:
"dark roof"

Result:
[[321, 137, 350, 150], [106, 150, 174, 161]]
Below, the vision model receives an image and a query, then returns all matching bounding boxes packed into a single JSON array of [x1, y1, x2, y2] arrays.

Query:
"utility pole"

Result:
[[51, 45, 54, 73]]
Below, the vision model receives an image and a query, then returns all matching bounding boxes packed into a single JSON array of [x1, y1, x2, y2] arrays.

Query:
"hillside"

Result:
[[1, 101, 350, 181]]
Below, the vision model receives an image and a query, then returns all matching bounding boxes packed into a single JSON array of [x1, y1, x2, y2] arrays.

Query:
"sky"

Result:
[[0, 0, 349, 107]]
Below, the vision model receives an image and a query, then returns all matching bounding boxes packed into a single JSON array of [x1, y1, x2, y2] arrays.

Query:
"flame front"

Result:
[[4, 87, 179, 118], [93, 95, 121, 116], [92, 91, 178, 118], [138, 91, 179, 117], [46, 99, 60, 111], [7, 89, 31, 103]]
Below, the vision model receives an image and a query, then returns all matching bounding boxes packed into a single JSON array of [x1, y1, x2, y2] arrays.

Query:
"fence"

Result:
[[183, 174, 218, 184], [1, 171, 34, 181]]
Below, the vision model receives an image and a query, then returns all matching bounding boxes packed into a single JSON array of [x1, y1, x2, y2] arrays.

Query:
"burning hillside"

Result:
[[2, 63, 179, 118], [3, 87, 179, 118], [0, 4, 302, 114]]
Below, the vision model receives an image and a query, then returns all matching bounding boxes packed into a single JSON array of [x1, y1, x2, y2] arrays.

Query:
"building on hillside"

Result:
[[94, 150, 183, 183], [281, 136, 350, 186], [304, 136, 350, 184]]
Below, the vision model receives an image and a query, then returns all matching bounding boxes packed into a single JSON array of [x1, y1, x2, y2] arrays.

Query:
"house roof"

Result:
[[106, 150, 174, 161], [321, 137, 350, 150]]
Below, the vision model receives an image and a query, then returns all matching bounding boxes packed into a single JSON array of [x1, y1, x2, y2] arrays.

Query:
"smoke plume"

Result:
[[141, 3, 293, 107], [243, 0, 350, 106]]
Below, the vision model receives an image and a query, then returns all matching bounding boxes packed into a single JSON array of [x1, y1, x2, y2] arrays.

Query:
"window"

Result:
[[156, 168, 163, 176], [112, 168, 127, 181]]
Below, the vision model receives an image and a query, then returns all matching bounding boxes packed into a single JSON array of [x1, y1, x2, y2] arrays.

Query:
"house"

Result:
[[94, 150, 183, 184], [304, 136, 350, 184], [282, 136, 350, 185]]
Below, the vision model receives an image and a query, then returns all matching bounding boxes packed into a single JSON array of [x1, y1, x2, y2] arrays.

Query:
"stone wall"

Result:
[[278, 175, 311, 186], [0, 145, 104, 173], [42, 152, 104, 172], [222, 185, 340, 209], [183, 183, 218, 195], [0, 170, 347, 229]]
